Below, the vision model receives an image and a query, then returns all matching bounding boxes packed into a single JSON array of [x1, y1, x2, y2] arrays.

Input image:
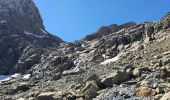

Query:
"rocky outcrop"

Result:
[[84, 22, 136, 41], [101, 71, 130, 87], [0, 0, 63, 74]]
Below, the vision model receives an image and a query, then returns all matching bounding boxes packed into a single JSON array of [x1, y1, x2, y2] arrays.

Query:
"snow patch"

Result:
[[1, 20, 7, 23], [0, 73, 20, 82], [73, 59, 87, 70], [81, 44, 86, 48], [17, 98, 24, 100], [24, 31, 47, 38], [0, 73, 31, 83], [100, 54, 121, 65], [23, 74, 31, 80], [24, 31, 33, 35], [11, 73, 20, 78], [0, 75, 11, 82], [40, 28, 48, 34]]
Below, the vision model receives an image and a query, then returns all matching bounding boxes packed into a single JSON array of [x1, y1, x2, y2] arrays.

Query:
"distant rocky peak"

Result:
[[120, 22, 137, 29], [84, 22, 136, 41]]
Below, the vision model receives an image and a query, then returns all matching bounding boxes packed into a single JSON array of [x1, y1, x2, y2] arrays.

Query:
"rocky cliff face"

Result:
[[0, 0, 63, 74], [0, 0, 44, 35]]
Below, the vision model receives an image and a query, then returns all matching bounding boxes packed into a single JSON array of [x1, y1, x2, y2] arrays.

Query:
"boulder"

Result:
[[84, 73, 101, 87], [134, 87, 156, 97], [163, 51, 170, 56], [15, 82, 30, 91], [101, 71, 130, 87], [154, 94, 163, 100], [145, 26, 154, 37], [37, 92, 56, 100], [156, 87, 164, 94], [132, 68, 141, 77], [51, 72, 62, 80], [160, 68, 170, 78], [10, 82, 31, 94], [160, 92, 170, 100], [81, 81, 99, 99], [37, 91, 65, 100], [163, 57, 170, 66]]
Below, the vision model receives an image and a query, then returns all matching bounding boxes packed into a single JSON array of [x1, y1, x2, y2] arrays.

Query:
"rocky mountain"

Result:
[[0, 0, 63, 74], [84, 22, 136, 41], [1, 0, 170, 100]]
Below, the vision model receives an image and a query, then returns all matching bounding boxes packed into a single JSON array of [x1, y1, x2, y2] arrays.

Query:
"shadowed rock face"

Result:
[[0, 0, 63, 74]]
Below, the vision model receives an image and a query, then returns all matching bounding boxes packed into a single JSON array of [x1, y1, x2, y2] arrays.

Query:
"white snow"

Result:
[[0, 75, 11, 82], [23, 74, 31, 80], [24, 31, 33, 35], [40, 28, 48, 34], [11, 73, 20, 78], [0, 73, 20, 82], [73, 59, 87, 69], [1, 20, 7, 23], [81, 44, 86, 48], [17, 98, 24, 100], [100, 54, 121, 65], [0, 73, 31, 83], [24, 31, 47, 38]]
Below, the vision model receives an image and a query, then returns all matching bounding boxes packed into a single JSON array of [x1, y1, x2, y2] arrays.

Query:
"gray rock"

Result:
[[51, 72, 61, 80], [81, 81, 99, 99], [37, 92, 57, 100], [83, 22, 136, 41], [9, 82, 31, 95], [0, 0, 63, 74], [156, 87, 164, 94], [163, 57, 170, 66], [101, 71, 131, 87]]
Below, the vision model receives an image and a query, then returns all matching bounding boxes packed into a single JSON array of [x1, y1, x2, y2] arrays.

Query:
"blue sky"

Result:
[[33, 0, 170, 41]]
